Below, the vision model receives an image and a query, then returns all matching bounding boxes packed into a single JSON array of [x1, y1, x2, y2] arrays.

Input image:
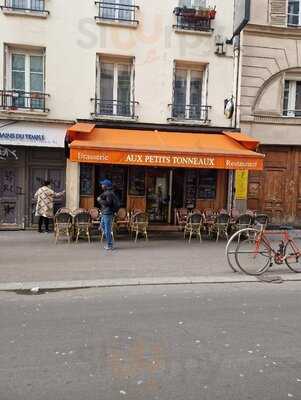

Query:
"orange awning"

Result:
[[69, 126, 264, 171]]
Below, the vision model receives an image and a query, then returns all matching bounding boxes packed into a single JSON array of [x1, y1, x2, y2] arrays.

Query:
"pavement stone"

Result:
[[0, 231, 300, 290]]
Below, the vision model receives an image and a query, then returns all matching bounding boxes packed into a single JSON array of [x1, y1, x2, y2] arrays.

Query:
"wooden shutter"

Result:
[[269, 0, 288, 26]]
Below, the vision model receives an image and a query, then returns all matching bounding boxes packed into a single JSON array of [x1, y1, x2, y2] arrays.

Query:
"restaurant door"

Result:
[[146, 169, 170, 223]]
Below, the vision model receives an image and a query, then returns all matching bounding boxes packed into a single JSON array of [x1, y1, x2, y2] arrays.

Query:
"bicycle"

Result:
[[226, 227, 301, 276]]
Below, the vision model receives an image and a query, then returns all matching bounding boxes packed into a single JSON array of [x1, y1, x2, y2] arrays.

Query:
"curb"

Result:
[[1, 274, 301, 292]]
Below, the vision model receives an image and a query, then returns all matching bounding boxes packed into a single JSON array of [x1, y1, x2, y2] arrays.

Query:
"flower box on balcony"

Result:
[[181, 7, 196, 17], [195, 7, 216, 20]]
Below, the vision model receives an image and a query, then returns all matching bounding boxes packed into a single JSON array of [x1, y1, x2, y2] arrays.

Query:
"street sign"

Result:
[[233, 0, 251, 37]]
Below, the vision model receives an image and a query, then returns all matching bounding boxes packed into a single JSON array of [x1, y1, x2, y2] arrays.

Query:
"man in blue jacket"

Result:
[[97, 179, 117, 250]]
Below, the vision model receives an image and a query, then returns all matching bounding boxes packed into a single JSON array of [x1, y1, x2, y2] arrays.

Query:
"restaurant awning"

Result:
[[68, 125, 264, 171]]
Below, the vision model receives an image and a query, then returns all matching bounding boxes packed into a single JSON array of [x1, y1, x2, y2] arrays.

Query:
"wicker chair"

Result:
[[254, 214, 269, 231], [74, 211, 91, 243], [56, 207, 71, 214], [89, 207, 101, 230], [54, 212, 73, 244], [131, 212, 149, 242], [204, 208, 215, 222], [115, 208, 129, 232], [209, 213, 230, 242], [176, 208, 189, 231], [184, 213, 204, 243]]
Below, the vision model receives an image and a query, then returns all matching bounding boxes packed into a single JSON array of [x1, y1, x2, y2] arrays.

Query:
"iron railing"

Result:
[[169, 104, 211, 123], [91, 99, 138, 119], [1, 0, 49, 13], [173, 15, 212, 31], [283, 109, 301, 117], [173, 6, 215, 32], [0, 90, 49, 112], [95, 1, 139, 24]]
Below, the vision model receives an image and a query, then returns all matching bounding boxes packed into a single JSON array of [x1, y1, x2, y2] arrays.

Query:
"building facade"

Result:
[[0, 0, 263, 228], [241, 0, 301, 224]]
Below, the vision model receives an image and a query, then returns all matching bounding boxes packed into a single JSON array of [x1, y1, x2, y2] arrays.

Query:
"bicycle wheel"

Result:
[[226, 228, 255, 272], [285, 239, 301, 273], [235, 232, 272, 276]]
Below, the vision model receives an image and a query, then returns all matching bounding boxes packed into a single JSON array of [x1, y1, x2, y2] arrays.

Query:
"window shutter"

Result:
[[269, 0, 288, 27]]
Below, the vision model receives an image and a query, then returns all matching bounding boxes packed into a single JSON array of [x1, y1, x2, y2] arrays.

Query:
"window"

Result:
[[288, 0, 300, 25], [1, 48, 47, 111], [4, 0, 45, 11], [283, 80, 301, 117], [96, 0, 137, 23], [172, 66, 208, 121], [95, 58, 135, 118], [198, 170, 217, 199], [179, 0, 206, 7]]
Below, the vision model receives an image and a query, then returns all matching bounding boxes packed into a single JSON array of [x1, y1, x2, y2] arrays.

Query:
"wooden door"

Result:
[[248, 147, 292, 224]]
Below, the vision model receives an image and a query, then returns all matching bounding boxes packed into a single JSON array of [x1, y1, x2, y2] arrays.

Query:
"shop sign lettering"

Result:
[[77, 152, 109, 162], [0, 146, 18, 160], [226, 159, 258, 169], [125, 154, 216, 167], [0, 132, 45, 142]]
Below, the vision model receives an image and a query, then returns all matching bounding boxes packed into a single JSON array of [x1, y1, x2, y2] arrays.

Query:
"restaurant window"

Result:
[[94, 57, 136, 119], [288, 0, 300, 25], [129, 167, 145, 196], [283, 80, 301, 117], [172, 64, 209, 122], [198, 170, 217, 199], [1, 47, 47, 112], [80, 165, 94, 196]]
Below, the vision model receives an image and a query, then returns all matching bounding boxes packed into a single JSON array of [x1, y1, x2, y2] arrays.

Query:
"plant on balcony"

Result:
[[195, 6, 216, 19], [181, 6, 196, 17]]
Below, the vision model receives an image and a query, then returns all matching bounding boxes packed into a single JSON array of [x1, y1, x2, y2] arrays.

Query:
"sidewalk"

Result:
[[0, 231, 300, 290]]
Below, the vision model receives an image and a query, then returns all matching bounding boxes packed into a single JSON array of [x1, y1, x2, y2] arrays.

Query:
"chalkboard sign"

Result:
[[80, 165, 94, 196], [129, 167, 145, 196], [198, 170, 217, 199], [184, 170, 198, 208]]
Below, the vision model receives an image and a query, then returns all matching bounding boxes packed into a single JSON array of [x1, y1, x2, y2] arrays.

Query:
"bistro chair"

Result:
[[56, 207, 71, 214], [54, 211, 73, 244], [203, 208, 215, 222], [74, 211, 91, 243], [176, 208, 189, 231], [254, 214, 269, 231], [131, 212, 149, 242], [115, 208, 129, 232], [184, 212, 204, 243], [232, 213, 253, 237], [89, 207, 101, 235], [209, 213, 230, 242], [73, 208, 86, 215]]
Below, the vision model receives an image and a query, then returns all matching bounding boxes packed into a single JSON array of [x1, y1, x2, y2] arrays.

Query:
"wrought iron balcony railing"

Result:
[[0, 90, 50, 112], [95, 1, 139, 24], [283, 109, 301, 117], [1, 0, 49, 14], [91, 99, 138, 119], [173, 6, 215, 32], [169, 104, 211, 123]]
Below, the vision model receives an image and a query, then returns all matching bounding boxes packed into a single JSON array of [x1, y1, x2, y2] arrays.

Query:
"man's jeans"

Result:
[[101, 213, 113, 248]]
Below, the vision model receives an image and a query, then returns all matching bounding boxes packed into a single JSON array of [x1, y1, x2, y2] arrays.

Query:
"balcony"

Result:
[[169, 104, 211, 124], [173, 6, 215, 32], [91, 99, 138, 120], [0, 90, 49, 113], [95, 1, 139, 26], [1, 0, 49, 16]]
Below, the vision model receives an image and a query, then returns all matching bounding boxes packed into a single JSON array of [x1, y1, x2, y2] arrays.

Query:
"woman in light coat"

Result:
[[34, 180, 65, 233]]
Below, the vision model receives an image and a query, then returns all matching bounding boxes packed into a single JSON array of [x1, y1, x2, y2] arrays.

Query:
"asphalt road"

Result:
[[1, 283, 301, 400]]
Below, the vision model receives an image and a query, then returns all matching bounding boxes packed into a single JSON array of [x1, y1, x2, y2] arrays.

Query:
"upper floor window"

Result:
[[179, 0, 206, 7], [283, 80, 301, 117], [0, 48, 49, 112], [1, 0, 47, 12], [93, 57, 137, 119], [170, 65, 210, 123], [95, 0, 139, 25], [288, 0, 300, 25]]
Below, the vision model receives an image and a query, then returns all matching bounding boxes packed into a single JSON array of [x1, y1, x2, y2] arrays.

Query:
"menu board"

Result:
[[80, 164, 94, 196], [198, 170, 217, 199], [129, 167, 146, 196], [184, 170, 198, 208]]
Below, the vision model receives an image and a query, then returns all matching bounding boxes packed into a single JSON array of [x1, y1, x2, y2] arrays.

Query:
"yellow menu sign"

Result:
[[235, 170, 249, 200]]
